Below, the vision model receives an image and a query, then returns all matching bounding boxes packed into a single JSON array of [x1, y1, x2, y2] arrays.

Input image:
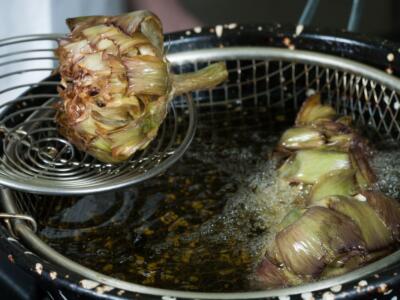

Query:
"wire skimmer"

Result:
[[0, 35, 197, 195]]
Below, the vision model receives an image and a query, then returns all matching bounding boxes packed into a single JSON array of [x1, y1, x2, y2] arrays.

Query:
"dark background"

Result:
[[1, 0, 399, 41], [130, 0, 400, 40]]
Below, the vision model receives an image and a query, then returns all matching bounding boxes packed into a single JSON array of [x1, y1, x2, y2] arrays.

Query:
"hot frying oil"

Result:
[[37, 108, 400, 292]]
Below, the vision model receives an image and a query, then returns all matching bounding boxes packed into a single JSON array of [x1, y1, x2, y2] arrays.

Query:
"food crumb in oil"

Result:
[[135, 256, 145, 265], [143, 228, 154, 235], [191, 201, 204, 210], [160, 211, 179, 224], [275, 115, 286, 121], [102, 264, 113, 272], [181, 250, 193, 263]]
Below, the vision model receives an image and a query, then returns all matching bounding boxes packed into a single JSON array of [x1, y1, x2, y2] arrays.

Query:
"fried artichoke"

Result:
[[56, 10, 228, 163], [254, 94, 400, 288]]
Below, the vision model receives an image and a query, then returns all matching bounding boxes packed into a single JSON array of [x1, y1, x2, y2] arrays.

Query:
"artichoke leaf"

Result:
[[254, 257, 303, 288], [321, 249, 390, 279], [364, 191, 400, 242], [275, 206, 365, 276], [295, 94, 336, 126], [316, 196, 393, 251], [310, 169, 358, 203], [349, 137, 377, 187], [278, 127, 325, 150], [278, 150, 351, 184]]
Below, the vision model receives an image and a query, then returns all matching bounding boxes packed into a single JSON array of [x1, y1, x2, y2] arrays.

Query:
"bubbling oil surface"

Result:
[[38, 109, 400, 292]]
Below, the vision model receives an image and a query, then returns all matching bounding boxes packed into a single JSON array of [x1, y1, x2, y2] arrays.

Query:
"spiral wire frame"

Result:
[[0, 35, 197, 195]]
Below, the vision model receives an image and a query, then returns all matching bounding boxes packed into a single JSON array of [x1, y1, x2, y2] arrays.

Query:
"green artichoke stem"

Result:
[[171, 62, 228, 95]]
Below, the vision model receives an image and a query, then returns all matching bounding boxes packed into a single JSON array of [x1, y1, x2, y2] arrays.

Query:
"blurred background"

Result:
[[1, 0, 400, 39]]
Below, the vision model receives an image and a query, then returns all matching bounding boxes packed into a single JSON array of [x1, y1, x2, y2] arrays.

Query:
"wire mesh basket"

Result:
[[0, 35, 196, 195], [2, 44, 400, 296], [168, 47, 400, 142]]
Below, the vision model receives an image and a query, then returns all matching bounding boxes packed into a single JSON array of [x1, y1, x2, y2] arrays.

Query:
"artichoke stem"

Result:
[[171, 62, 228, 95]]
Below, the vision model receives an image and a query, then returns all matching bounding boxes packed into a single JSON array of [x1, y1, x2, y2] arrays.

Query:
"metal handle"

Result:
[[347, 0, 364, 32], [298, 0, 364, 32], [0, 213, 37, 239], [298, 0, 320, 26]]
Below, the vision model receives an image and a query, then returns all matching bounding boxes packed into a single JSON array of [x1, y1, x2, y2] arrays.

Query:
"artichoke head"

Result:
[[56, 10, 228, 163]]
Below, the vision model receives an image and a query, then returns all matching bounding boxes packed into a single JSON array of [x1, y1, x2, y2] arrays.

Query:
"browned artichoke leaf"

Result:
[[59, 39, 93, 65], [67, 10, 163, 48], [317, 196, 393, 251], [254, 258, 288, 287], [295, 94, 336, 126], [123, 55, 169, 96], [336, 115, 353, 127], [139, 15, 164, 52], [306, 118, 354, 151], [364, 191, 400, 242], [66, 15, 109, 31], [349, 138, 377, 187], [275, 206, 365, 276], [325, 134, 353, 151], [78, 52, 111, 76], [321, 249, 390, 279], [253, 257, 303, 288], [311, 119, 352, 136], [112, 10, 163, 51]]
